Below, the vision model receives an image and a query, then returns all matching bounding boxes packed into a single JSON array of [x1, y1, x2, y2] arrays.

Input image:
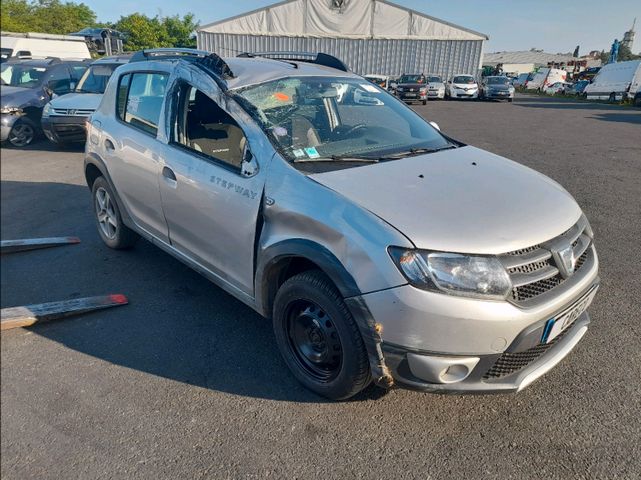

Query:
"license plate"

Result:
[[544, 288, 597, 343], [405, 93, 416, 97]]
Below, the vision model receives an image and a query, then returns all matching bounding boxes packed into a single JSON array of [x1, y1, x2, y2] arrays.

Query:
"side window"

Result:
[[117, 72, 168, 136], [46, 67, 72, 95], [71, 66, 87, 81], [173, 85, 247, 170]]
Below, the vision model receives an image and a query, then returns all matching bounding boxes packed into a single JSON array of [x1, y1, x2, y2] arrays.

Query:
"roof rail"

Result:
[[238, 51, 349, 72], [130, 48, 235, 80]]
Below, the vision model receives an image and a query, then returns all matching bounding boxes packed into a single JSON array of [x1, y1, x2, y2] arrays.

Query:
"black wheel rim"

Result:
[[286, 300, 342, 382]]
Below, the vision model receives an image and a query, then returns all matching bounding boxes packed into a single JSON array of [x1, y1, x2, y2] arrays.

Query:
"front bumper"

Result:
[[41, 115, 88, 144], [359, 245, 599, 393], [427, 90, 445, 98], [1, 113, 19, 142], [397, 91, 427, 102], [450, 89, 478, 99], [484, 90, 514, 99]]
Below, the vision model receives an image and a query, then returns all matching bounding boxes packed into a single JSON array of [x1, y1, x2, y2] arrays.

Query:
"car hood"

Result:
[[309, 146, 582, 254], [49, 92, 103, 110], [0, 85, 43, 108], [428, 82, 445, 88], [452, 83, 478, 89]]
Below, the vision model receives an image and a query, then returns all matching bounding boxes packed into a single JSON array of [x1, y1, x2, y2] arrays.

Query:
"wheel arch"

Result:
[[84, 152, 134, 226]]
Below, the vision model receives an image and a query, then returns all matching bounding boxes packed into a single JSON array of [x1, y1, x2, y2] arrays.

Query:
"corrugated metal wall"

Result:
[[198, 32, 483, 79]]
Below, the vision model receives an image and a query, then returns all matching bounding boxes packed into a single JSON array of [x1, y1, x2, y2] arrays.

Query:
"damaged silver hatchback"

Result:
[[84, 49, 600, 400]]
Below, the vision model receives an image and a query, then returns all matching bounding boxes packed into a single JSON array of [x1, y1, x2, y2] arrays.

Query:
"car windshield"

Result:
[[427, 76, 442, 83], [0, 64, 46, 87], [234, 76, 453, 166], [486, 77, 510, 85], [453, 76, 475, 84], [399, 75, 425, 83], [76, 63, 119, 94]]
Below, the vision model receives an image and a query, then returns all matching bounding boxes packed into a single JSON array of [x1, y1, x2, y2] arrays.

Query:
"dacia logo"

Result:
[[555, 243, 576, 278]]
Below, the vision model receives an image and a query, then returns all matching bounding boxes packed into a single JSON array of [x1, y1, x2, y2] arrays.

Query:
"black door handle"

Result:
[[162, 166, 177, 181]]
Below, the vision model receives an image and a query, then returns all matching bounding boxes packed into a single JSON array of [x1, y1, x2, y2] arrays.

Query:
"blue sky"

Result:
[[88, 0, 640, 54]]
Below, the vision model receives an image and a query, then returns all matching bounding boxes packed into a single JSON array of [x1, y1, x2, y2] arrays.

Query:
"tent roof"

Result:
[[199, 0, 488, 41]]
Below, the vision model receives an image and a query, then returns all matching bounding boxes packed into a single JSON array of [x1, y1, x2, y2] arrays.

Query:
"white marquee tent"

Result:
[[197, 0, 488, 77]]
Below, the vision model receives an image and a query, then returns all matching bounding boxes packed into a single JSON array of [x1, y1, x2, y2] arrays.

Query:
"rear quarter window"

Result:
[[116, 72, 169, 136]]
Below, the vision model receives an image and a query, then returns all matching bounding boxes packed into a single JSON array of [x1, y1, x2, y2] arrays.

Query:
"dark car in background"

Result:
[[479, 76, 515, 102], [395, 73, 428, 105], [1, 58, 87, 146], [42, 54, 131, 145]]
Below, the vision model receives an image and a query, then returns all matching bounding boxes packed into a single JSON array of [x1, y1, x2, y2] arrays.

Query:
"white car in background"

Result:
[[544, 81, 573, 95], [583, 59, 641, 102], [445, 74, 479, 99], [425, 74, 445, 99]]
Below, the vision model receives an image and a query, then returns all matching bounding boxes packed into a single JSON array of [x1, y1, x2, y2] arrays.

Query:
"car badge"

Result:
[[555, 244, 576, 278], [69, 109, 76, 115]]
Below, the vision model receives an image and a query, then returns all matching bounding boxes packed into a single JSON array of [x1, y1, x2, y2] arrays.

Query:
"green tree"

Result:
[[114, 13, 198, 51], [617, 44, 641, 61], [0, 0, 96, 34]]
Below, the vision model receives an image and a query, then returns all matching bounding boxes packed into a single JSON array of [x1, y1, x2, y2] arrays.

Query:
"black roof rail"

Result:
[[238, 51, 349, 72], [129, 48, 235, 82]]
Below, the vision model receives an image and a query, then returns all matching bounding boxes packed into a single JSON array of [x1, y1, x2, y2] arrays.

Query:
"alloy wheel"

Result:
[[95, 187, 118, 239], [8, 123, 35, 147]]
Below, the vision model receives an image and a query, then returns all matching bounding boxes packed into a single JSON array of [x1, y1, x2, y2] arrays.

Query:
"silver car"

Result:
[[85, 49, 599, 400]]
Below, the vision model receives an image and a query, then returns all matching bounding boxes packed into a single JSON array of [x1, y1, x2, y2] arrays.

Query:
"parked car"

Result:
[[395, 73, 428, 105], [479, 76, 515, 101], [0, 58, 87, 147], [42, 54, 131, 145], [364, 74, 391, 91], [513, 73, 531, 88], [583, 59, 641, 102], [445, 74, 479, 99], [525, 68, 567, 91], [425, 74, 445, 99], [0, 31, 91, 62], [543, 81, 573, 95], [567, 79, 590, 97], [85, 48, 599, 400]]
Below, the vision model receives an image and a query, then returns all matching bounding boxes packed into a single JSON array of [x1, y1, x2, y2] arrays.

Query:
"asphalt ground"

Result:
[[2, 94, 640, 479]]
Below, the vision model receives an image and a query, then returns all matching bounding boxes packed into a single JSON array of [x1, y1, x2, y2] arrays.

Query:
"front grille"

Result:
[[52, 108, 95, 116], [499, 217, 593, 304], [52, 124, 86, 138], [483, 324, 572, 379]]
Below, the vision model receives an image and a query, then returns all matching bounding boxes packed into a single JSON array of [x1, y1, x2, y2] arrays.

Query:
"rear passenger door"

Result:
[[158, 77, 270, 297], [103, 70, 171, 241]]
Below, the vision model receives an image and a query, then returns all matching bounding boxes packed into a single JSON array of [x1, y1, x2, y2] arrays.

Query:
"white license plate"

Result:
[[545, 288, 597, 343], [405, 93, 416, 97]]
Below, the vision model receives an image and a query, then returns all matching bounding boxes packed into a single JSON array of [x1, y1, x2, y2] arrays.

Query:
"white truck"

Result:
[[525, 68, 567, 91], [583, 60, 641, 102], [1, 31, 91, 61]]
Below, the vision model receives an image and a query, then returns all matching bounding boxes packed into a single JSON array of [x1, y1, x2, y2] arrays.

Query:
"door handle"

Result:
[[162, 166, 177, 181], [104, 138, 115, 151]]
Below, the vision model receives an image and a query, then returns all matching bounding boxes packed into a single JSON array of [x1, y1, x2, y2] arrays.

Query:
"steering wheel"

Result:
[[336, 123, 367, 137]]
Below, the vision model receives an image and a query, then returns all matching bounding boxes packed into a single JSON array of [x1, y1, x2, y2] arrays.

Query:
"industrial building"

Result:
[[197, 0, 488, 78]]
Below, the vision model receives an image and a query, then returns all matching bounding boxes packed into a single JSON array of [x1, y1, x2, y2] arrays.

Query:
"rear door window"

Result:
[[117, 72, 169, 136]]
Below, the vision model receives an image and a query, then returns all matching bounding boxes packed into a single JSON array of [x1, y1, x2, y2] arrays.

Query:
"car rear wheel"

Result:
[[273, 270, 370, 400], [92, 176, 139, 249], [8, 120, 35, 147]]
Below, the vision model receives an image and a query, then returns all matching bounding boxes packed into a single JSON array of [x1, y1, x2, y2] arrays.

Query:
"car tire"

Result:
[[422, 99, 427, 105], [273, 270, 370, 400], [608, 92, 616, 103], [92, 176, 139, 249], [7, 119, 36, 147], [508, 98, 513, 103]]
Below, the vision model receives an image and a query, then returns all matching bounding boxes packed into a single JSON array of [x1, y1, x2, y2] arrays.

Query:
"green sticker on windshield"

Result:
[[304, 147, 320, 159]]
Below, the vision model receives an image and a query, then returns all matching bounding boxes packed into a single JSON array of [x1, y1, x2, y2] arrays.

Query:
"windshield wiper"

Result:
[[293, 154, 379, 164], [377, 145, 457, 160]]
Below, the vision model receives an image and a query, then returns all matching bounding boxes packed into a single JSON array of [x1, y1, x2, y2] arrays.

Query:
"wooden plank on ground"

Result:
[[1, 237, 81, 254], [1, 294, 128, 331]]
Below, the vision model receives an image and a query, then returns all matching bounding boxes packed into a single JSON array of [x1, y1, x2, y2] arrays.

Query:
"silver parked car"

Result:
[[85, 49, 599, 400]]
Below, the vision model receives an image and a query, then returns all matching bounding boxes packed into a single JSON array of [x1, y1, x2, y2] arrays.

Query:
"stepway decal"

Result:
[[210, 175, 258, 199]]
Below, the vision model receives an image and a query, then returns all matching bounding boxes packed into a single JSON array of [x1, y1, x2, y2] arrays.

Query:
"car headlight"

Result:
[[42, 103, 52, 117], [389, 248, 512, 300], [397, 87, 404, 92], [0, 106, 22, 115]]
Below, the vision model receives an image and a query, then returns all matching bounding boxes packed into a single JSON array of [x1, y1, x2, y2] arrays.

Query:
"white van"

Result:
[[1, 31, 91, 61], [525, 68, 567, 91], [583, 60, 641, 102]]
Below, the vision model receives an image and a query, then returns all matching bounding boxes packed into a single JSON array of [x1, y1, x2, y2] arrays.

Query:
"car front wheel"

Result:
[[8, 120, 35, 147], [92, 176, 139, 249], [273, 270, 370, 400]]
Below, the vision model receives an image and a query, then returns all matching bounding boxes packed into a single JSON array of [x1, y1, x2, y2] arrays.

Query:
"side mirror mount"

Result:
[[241, 143, 259, 177], [429, 121, 441, 131]]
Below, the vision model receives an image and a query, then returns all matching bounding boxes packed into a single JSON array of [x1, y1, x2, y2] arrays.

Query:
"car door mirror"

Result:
[[241, 142, 259, 177]]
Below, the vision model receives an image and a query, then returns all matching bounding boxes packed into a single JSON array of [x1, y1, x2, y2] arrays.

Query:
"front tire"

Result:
[[92, 176, 139, 249], [8, 120, 35, 147], [273, 270, 370, 400]]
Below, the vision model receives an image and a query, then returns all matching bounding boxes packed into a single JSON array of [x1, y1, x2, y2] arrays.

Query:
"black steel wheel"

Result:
[[273, 270, 370, 400]]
